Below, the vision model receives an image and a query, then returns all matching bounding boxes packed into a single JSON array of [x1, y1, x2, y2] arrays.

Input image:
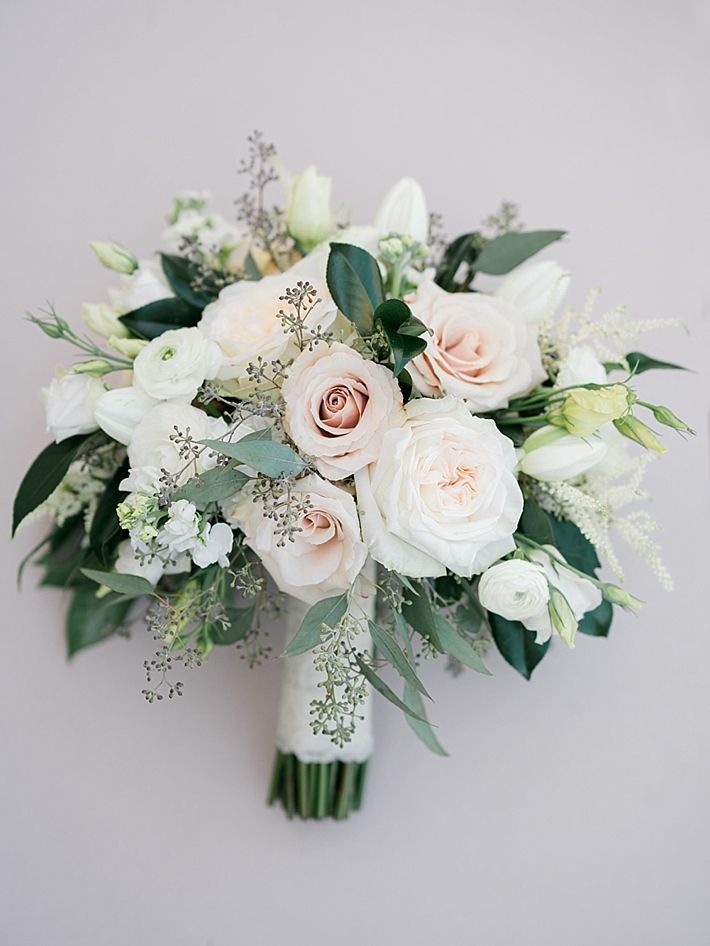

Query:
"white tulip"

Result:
[[479, 559, 550, 622], [94, 385, 158, 446], [374, 177, 428, 243], [495, 260, 570, 323], [44, 373, 105, 443], [518, 425, 607, 481], [285, 165, 333, 252]]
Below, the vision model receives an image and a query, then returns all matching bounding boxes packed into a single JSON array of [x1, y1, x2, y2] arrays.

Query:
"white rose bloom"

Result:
[[479, 559, 550, 622], [198, 266, 337, 383], [518, 425, 608, 481], [285, 165, 333, 252], [132, 327, 221, 402], [523, 547, 602, 645], [108, 259, 172, 313], [44, 373, 105, 443], [128, 402, 227, 483], [495, 260, 570, 324], [556, 345, 607, 388], [192, 522, 234, 568], [406, 280, 546, 412], [374, 177, 428, 242], [94, 385, 158, 445], [114, 539, 164, 585], [354, 396, 523, 578], [234, 474, 367, 605]]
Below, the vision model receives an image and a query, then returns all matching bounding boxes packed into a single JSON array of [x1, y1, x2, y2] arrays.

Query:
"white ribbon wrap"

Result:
[[275, 563, 376, 764]]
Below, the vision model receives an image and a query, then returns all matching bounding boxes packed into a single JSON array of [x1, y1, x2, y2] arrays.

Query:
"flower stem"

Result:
[[267, 750, 369, 820]]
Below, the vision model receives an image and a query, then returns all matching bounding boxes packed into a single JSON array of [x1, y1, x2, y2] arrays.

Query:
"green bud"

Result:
[[647, 404, 694, 435], [613, 415, 666, 454], [35, 319, 64, 339], [549, 384, 630, 437], [602, 584, 643, 610], [71, 359, 113, 377], [89, 240, 138, 274], [548, 586, 577, 648]]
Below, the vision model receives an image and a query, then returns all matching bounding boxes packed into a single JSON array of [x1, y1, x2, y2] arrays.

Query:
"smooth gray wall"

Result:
[[1, 2, 708, 944]]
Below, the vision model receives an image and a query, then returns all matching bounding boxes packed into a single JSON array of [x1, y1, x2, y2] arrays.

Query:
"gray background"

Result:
[[1, 1, 709, 944]]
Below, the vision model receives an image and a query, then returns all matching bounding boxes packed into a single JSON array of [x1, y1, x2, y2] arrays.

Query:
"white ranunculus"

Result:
[[114, 539, 164, 585], [523, 547, 602, 645], [94, 386, 158, 445], [192, 522, 234, 568], [128, 402, 227, 483], [108, 259, 173, 313], [518, 425, 608, 481], [285, 165, 332, 252], [374, 177, 428, 243], [132, 327, 221, 402], [556, 344, 607, 388], [495, 260, 570, 324], [82, 302, 130, 340], [198, 265, 337, 383], [406, 279, 546, 412], [478, 559, 550, 621], [354, 396, 523, 578], [44, 373, 105, 443], [234, 474, 367, 605]]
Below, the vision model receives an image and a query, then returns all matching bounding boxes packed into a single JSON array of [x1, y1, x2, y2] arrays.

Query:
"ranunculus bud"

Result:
[[550, 384, 629, 437], [285, 165, 332, 252], [374, 177, 429, 243], [613, 415, 667, 454], [89, 241, 138, 274]]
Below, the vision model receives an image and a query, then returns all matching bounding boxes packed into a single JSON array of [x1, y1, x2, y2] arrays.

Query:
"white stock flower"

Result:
[[518, 425, 608, 481], [374, 177, 428, 242], [406, 280, 545, 411], [192, 522, 233, 567], [128, 402, 227, 483], [94, 386, 158, 445], [478, 559, 550, 621], [108, 259, 172, 313], [354, 396, 523, 578], [285, 165, 333, 252], [132, 327, 221, 401], [523, 547, 602, 645], [44, 373, 105, 443], [556, 345, 607, 388], [114, 539, 164, 585], [158, 500, 201, 554], [495, 260, 570, 323]]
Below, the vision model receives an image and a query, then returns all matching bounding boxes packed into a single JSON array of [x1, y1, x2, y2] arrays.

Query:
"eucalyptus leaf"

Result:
[[403, 683, 448, 755], [369, 620, 430, 697], [326, 243, 384, 335], [354, 655, 429, 723], [435, 232, 482, 290], [172, 466, 250, 505], [281, 594, 348, 657], [202, 431, 306, 478], [401, 583, 444, 652], [475, 230, 566, 275], [81, 568, 154, 597], [119, 297, 201, 339], [433, 615, 491, 675], [489, 613, 550, 679]]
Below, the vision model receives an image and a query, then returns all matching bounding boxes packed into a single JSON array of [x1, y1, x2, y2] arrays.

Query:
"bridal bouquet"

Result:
[[14, 133, 691, 820]]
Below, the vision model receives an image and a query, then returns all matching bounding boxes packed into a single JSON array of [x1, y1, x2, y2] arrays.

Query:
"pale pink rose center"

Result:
[[301, 508, 343, 546], [316, 378, 369, 437]]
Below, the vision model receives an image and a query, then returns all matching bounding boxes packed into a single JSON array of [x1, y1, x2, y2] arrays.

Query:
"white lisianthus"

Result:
[[556, 345, 607, 388], [523, 547, 602, 646], [406, 280, 546, 412], [114, 539, 164, 585], [374, 177, 428, 243], [82, 302, 130, 340], [518, 425, 608, 481], [108, 259, 173, 313], [44, 373, 105, 443], [94, 386, 158, 445], [495, 259, 570, 323], [192, 522, 233, 567], [132, 327, 221, 402], [127, 402, 227, 483], [478, 559, 550, 622], [354, 396, 523, 578], [285, 165, 333, 252]]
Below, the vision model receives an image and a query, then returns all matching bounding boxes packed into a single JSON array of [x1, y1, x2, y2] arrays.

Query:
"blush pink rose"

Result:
[[406, 280, 545, 412], [281, 342, 404, 480]]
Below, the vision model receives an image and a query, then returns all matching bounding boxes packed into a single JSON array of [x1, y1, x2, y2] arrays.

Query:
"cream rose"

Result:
[[127, 402, 227, 484], [133, 327, 221, 402], [234, 474, 367, 605], [354, 396, 523, 578], [282, 342, 403, 480], [406, 280, 545, 411]]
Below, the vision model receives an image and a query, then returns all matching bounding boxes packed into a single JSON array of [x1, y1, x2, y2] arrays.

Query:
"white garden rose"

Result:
[[44, 373, 105, 443], [282, 342, 404, 480], [127, 402, 227, 483], [108, 259, 172, 313], [495, 260, 570, 324], [556, 344, 607, 388], [94, 385, 158, 445], [132, 327, 221, 402], [234, 474, 367, 605], [522, 547, 602, 645], [478, 559, 550, 622], [354, 396, 523, 578], [374, 177, 428, 242], [518, 425, 608, 481], [406, 280, 545, 411]]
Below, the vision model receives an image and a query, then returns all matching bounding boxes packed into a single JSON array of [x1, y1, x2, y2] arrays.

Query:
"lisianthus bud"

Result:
[[647, 404, 694, 435], [602, 584, 643, 610], [548, 587, 577, 647], [285, 165, 332, 252], [72, 359, 114, 377], [89, 241, 138, 274], [82, 302, 130, 340], [518, 424, 607, 481], [550, 384, 629, 437], [108, 335, 148, 358], [613, 415, 666, 454], [374, 177, 429, 243]]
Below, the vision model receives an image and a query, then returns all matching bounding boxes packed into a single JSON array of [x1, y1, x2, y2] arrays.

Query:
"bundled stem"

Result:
[[267, 750, 368, 821]]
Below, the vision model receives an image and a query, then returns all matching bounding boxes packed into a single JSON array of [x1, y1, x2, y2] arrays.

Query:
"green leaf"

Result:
[[326, 243, 385, 335], [578, 599, 613, 637], [433, 615, 491, 675], [81, 568, 154, 596], [374, 299, 428, 376], [435, 232, 482, 290], [66, 587, 133, 657], [475, 230, 566, 275], [354, 655, 429, 723], [604, 351, 688, 375], [401, 583, 444, 652], [519, 499, 600, 576], [202, 430, 307, 478], [281, 594, 348, 657], [172, 465, 250, 505], [519, 498, 556, 546], [89, 461, 128, 564], [160, 253, 216, 309], [37, 515, 88, 587], [12, 433, 93, 536], [369, 620, 430, 697], [209, 605, 255, 645], [403, 682, 448, 755], [489, 613, 550, 679], [242, 252, 262, 281], [119, 297, 201, 339]]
